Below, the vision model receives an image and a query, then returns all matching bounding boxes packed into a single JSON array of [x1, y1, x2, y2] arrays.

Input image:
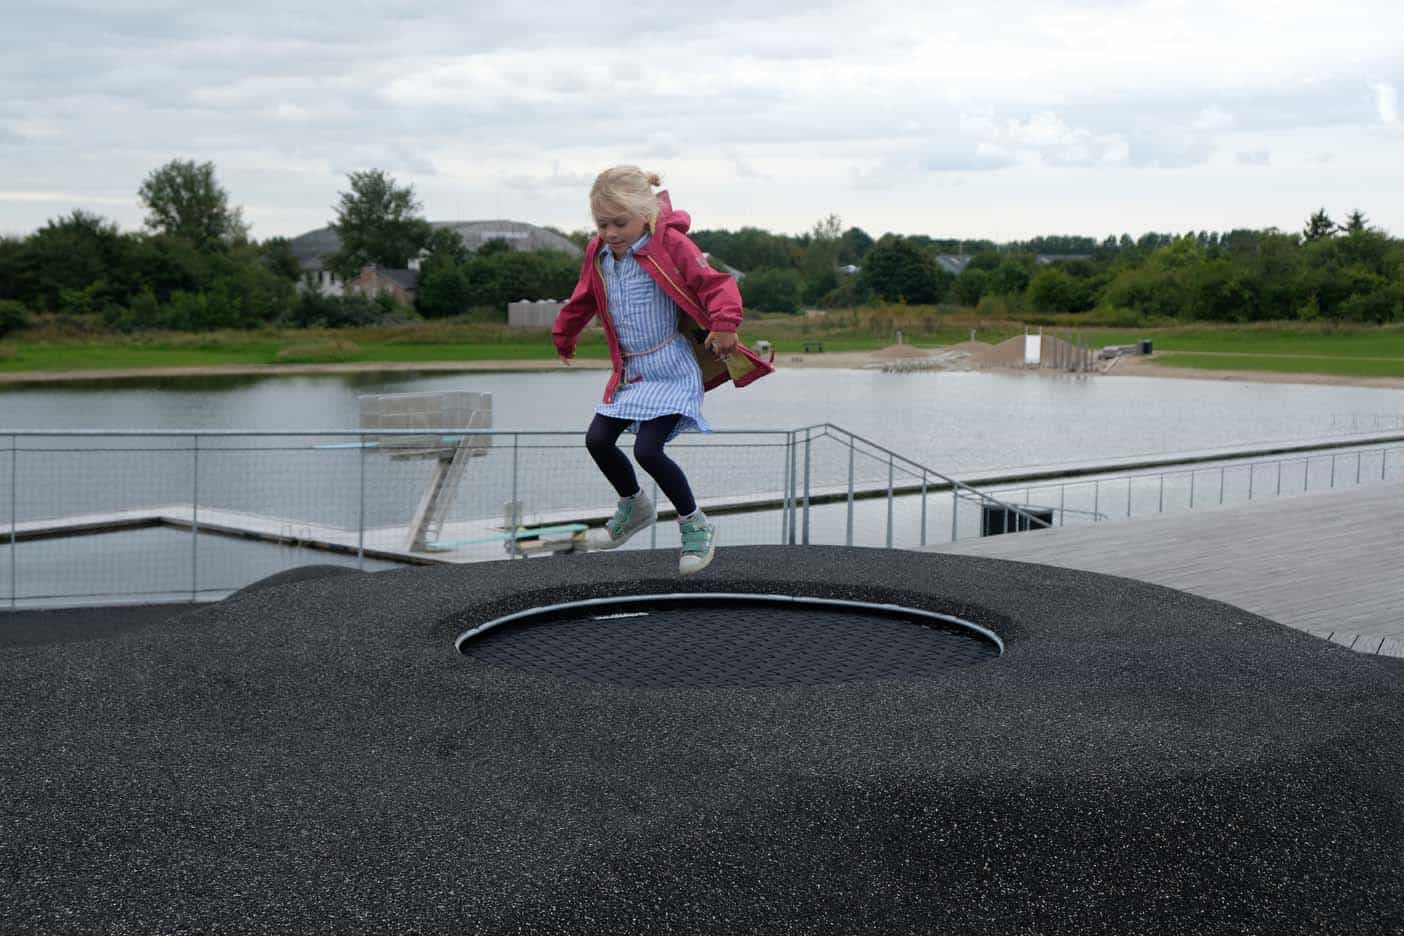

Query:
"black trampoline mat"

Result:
[[459, 599, 999, 688]]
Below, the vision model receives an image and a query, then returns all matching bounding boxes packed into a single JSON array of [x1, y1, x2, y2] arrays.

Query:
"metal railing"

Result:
[[9, 424, 1397, 610], [972, 439, 1404, 530], [0, 425, 1045, 609]]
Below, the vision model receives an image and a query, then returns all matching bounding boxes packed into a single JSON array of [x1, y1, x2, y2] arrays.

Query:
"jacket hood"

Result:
[[654, 190, 690, 235]]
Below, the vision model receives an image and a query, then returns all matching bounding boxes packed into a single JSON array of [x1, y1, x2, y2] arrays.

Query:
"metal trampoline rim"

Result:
[[454, 592, 1004, 656]]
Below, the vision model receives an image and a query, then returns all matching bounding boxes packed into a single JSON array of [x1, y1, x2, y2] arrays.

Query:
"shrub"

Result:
[[740, 268, 804, 314], [0, 299, 31, 336]]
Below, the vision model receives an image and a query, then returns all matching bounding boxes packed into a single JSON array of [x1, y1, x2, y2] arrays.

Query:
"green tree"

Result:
[[0, 299, 30, 336], [15, 211, 127, 312], [1026, 267, 1093, 314], [954, 267, 988, 307], [259, 237, 302, 281], [1343, 210, 1370, 235], [1303, 207, 1337, 242], [740, 268, 803, 314], [987, 259, 1032, 296], [328, 169, 433, 280], [837, 226, 874, 265], [138, 159, 247, 250], [801, 214, 842, 304], [424, 227, 471, 265], [858, 237, 949, 304]]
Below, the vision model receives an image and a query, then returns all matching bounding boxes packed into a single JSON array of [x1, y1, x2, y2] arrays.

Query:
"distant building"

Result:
[[345, 264, 419, 305], [934, 255, 972, 276], [291, 219, 583, 297], [931, 254, 1092, 277]]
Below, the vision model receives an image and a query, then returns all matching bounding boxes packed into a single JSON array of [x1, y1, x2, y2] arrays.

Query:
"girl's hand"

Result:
[[704, 331, 737, 359]]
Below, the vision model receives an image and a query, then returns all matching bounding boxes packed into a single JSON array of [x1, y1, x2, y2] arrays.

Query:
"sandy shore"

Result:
[[3, 348, 1403, 390]]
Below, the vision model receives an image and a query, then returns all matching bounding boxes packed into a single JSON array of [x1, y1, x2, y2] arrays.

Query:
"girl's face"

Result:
[[593, 203, 648, 257]]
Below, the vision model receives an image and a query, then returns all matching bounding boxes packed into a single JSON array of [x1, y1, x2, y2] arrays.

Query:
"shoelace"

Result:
[[608, 502, 632, 537]]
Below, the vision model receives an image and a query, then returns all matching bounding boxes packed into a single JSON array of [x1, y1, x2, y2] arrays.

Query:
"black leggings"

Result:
[[585, 414, 697, 517]]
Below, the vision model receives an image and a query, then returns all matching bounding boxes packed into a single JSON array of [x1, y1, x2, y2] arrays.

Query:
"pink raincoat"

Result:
[[552, 191, 776, 404]]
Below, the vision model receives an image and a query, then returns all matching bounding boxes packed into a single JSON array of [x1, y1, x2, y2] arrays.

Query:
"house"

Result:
[[345, 264, 419, 305]]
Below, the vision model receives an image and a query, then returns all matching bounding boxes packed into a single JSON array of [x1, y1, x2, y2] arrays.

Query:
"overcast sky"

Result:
[[3, 0, 1401, 242]]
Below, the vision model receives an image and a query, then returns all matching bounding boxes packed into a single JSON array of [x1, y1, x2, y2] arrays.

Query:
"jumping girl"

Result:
[[553, 166, 773, 575]]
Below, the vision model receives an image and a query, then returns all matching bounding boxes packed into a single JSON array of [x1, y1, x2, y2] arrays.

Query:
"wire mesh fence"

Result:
[[3, 427, 1401, 609]]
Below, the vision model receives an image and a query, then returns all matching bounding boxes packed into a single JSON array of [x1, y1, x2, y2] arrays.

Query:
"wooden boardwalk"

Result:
[[929, 480, 1404, 657]]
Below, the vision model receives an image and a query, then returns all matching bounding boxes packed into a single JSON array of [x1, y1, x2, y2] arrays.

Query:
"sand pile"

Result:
[[971, 336, 1028, 367]]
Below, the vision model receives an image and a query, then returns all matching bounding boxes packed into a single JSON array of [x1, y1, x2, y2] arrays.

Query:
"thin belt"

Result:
[[621, 332, 679, 358]]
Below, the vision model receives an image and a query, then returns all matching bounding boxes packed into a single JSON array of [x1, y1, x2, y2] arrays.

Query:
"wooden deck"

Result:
[[929, 480, 1404, 657]]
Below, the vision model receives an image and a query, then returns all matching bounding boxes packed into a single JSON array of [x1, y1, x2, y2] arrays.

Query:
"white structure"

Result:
[[508, 299, 566, 328], [358, 392, 493, 551]]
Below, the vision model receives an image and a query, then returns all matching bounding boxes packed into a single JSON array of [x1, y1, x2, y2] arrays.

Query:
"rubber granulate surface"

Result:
[[1, 546, 1400, 935]]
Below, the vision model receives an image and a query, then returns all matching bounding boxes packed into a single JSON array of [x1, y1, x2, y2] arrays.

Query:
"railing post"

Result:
[[1276, 460, 1283, 496], [1248, 464, 1254, 501], [801, 428, 812, 545], [951, 487, 959, 543], [9, 434, 15, 611], [509, 433, 519, 559], [846, 434, 855, 547], [1356, 451, 1362, 485], [919, 473, 928, 547], [1093, 480, 1100, 521], [1329, 454, 1336, 489], [357, 431, 366, 570], [885, 454, 894, 548], [191, 434, 200, 602], [1219, 466, 1225, 505], [651, 480, 659, 549], [1384, 449, 1389, 481], [1189, 471, 1196, 509], [787, 432, 798, 545], [1158, 474, 1164, 513], [1059, 484, 1066, 526], [1126, 476, 1133, 518], [779, 434, 791, 544]]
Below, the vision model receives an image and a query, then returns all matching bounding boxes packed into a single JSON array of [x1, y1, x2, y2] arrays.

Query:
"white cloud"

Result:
[[2, 0, 1403, 238], [1374, 82, 1399, 124]]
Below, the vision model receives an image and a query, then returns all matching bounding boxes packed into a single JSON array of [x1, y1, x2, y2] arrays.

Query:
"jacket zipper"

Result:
[[594, 252, 624, 398], [644, 256, 708, 321]]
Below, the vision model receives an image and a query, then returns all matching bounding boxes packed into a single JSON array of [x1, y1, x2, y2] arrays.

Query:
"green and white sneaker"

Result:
[[592, 492, 655, 550], [678, 511, 716, 576]]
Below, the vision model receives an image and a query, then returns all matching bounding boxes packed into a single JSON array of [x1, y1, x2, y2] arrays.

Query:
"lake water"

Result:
[[5, 367, 1404, 606], [7, 367, 1404, 473]]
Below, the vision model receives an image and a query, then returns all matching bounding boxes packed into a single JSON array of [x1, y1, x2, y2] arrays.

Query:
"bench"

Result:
[[803, 340, 825, 353]]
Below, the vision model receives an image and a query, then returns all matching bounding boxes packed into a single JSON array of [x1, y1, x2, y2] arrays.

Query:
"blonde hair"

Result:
[[590, 166, 662, 230]]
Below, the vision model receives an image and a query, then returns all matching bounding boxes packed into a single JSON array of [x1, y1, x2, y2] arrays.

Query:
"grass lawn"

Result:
[[5, 317, 1404, 379], [1149, 353, 1404, 379]]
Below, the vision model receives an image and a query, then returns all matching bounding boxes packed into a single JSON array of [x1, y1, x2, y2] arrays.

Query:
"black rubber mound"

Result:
[[460, 598, 998, 687], [230, 563, 364, 598], [1, 545, 1400, 936]]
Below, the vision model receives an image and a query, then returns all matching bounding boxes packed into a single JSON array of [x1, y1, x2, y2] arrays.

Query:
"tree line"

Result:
[[2, 158, 1401, 337], [0, 162, 584, 335], [706, 209, 1404, 324]]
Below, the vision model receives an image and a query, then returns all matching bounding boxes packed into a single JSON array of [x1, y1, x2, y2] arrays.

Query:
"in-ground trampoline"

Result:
[[1, 545, 1401, 935], [456, 593, 1002, 688]]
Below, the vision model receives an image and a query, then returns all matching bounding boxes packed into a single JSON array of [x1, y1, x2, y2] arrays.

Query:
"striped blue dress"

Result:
[[595, 233, 710, 436]]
